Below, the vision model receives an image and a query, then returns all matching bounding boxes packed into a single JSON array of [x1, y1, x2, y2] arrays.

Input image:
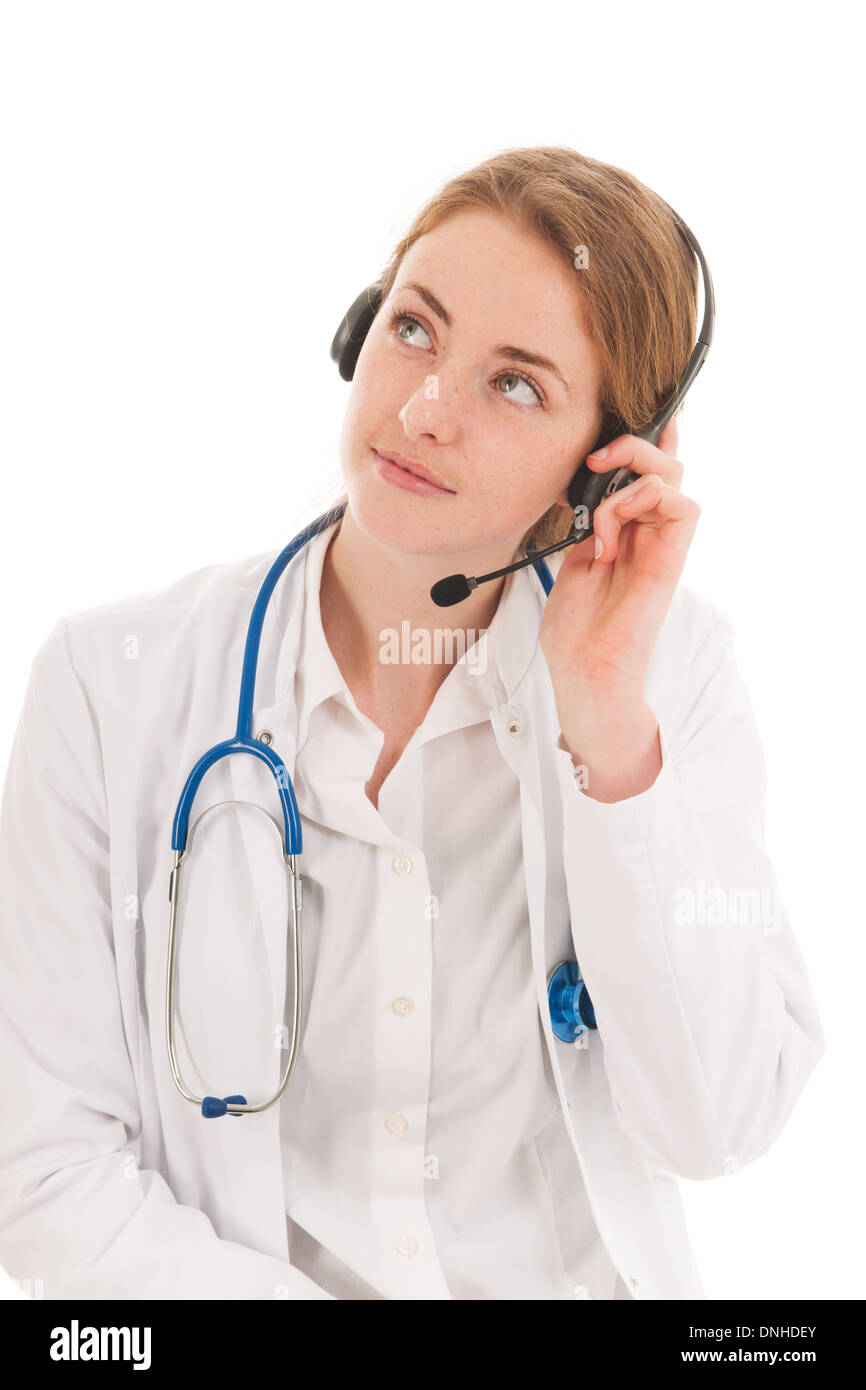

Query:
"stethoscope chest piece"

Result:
[[548, 960, 597, 1043]]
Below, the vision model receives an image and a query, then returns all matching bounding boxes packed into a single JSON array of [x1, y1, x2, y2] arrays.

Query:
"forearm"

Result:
[[0, 1151, 334, 1300]]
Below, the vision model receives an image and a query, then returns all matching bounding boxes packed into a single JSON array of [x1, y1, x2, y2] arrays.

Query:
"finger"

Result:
[[592, 476, 700, 565], [585, 430, 684, 489], [656, 414, 680, 458], [555, 525, 597, 573]]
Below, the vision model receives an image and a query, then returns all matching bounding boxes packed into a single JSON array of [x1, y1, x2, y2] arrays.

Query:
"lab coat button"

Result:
[[257, 730, 273, 745], [395, 1235, 418, 1256], [392, 855, 413, 876], [392, 996, 414, 1016], [385, 1114, 408, 1134]]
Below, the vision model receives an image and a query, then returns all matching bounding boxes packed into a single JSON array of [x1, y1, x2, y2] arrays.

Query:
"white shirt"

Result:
[[278, 523, 621, 1299]]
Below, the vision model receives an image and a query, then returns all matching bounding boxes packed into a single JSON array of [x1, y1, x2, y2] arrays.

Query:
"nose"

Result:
[[397, 365, 469, 444]]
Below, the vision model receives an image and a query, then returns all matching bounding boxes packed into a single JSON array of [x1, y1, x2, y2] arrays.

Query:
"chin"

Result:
[[348, 483, 441, 552], [342, 475, 471, 557]]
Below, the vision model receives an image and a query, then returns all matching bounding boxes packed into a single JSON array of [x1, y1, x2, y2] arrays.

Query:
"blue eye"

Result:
[[387, 308, 545, 408]]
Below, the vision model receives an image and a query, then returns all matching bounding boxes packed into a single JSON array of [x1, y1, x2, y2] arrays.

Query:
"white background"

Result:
[[0, 0, 861, 1301]]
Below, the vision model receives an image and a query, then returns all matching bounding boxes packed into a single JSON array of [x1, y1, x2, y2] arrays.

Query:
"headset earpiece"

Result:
[[329, 283, 384, 381]]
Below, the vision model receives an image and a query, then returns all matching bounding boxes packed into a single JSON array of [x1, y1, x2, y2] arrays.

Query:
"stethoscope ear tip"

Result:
[[201, 1094, 248, 1118]]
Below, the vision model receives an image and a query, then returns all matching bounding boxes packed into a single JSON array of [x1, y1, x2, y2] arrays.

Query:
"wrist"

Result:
[[557, 699, 662, 803]]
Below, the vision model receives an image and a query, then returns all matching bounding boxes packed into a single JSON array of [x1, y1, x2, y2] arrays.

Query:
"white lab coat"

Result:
[[0, 530, 825, 1300]]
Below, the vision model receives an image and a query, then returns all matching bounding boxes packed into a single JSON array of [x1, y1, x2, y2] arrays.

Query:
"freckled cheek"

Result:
[[474, 464, 550, 518], [339, 385, 384, 468], [344, 345, 393, 416]]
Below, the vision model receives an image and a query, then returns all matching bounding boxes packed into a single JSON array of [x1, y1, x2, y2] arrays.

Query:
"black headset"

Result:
[[329, 207, 714, 606]]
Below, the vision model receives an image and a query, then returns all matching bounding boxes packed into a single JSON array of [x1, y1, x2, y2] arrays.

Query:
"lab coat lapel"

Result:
[[494, 637, 704, 1301], [226, 544, 307, 1032], [488, 652, 574, 1019], [183, 542, 307, 1259]]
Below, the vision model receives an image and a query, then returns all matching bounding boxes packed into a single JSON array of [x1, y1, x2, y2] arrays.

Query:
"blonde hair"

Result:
[[328, 144, 698, 555]]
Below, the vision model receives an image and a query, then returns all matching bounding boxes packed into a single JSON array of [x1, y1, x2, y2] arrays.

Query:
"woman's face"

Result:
[[338, 207, 605, 560]]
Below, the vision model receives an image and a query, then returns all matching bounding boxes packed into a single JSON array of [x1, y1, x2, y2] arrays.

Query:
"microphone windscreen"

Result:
[[430, 573, 471, 607]]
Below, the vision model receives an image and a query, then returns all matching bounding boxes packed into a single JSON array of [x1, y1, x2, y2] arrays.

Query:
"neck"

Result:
[[319, 506, 521, 706]]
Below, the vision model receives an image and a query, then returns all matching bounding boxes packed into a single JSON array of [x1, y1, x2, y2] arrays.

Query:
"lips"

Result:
[[373, 448, 455, 493]]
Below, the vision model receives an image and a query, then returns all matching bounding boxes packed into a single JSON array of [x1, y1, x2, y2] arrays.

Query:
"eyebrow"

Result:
[[397, 280, 570, 392]]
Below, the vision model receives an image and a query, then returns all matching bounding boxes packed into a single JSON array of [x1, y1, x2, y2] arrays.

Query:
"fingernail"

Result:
[[594, 535, 604, 559], [588, 447, 608, 461]]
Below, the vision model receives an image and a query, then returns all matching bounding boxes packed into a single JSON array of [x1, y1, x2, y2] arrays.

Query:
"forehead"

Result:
[[393, 208, 597, 366]]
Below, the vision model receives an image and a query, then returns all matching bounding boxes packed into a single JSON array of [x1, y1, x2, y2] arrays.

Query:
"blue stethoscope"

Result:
[[166, 500, 595, 1119]]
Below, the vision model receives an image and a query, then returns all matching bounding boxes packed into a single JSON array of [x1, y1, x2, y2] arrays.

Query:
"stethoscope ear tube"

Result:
[[165, 804, 305, 1117]]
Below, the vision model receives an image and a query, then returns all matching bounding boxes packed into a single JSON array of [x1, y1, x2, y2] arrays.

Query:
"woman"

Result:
[[0, 146, 824, 1301]]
